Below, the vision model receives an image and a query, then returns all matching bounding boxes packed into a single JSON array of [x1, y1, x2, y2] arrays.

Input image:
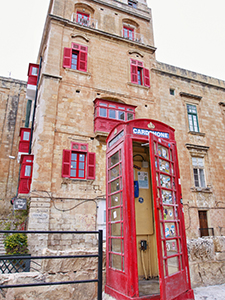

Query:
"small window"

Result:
[[31, 67, 38, 76], [130, 59, 150, 87], [23, 131, 30, 141], [62, 143, 95, 180], [100, 107, 107, 117], [76, 11, 89, 25], [187, 104, 199, 132], [123, 26, 134, 41], [128, 0, 137, 8], [192, 157, 206, 188], [109, 109, 116, 119], [170, 89, 175, 96], [63, 43, 88, 72]]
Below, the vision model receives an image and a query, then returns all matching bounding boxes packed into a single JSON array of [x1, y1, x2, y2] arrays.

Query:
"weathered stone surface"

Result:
[[188, 238, 215, 262], [214, 236, 225, 252]]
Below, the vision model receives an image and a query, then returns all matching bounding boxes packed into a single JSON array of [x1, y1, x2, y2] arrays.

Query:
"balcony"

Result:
[[121, 30, 143, 44], [71, 13, 98, 29]]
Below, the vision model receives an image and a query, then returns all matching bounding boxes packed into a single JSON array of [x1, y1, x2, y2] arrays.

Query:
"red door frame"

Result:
[[105, 119, 194, 300]]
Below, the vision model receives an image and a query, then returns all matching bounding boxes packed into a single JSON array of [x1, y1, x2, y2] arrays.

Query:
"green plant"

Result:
[[4, 233, 28, 255]]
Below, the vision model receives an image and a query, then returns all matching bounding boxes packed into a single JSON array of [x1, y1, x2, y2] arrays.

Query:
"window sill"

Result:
[[62, 178, 94, 183], [127, 82, 149, 89], [191, 187, 212, 193], [64, 68, 91, 76], [188, 131, 205, 137]]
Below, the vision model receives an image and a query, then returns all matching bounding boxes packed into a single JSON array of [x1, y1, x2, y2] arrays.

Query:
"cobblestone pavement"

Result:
[[194, 284, 225, 300]]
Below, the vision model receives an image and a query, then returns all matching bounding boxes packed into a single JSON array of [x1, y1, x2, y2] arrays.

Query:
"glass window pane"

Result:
[[158, 146, 168, 159], [111, 193, 121, 207], [109, 109, 116, 119], [198, 158, 204, 167], [199, 169, 206, 187], [111, 239, 121, 253], [166, 239, 178, 256], [71, 161, 77, 169], [110, 253, 122, 270], [160, 174, 171, 189], [111, 208, 121, 221], [118, 111, 125, 120], [192, 157, 197, 166], [109, 165, 120, 180], [110, 179, 121, 193], [127, 113, 133, 121], [79, 162, 85, 169], [70, 169, 76, 177], [78, 170, 84, 177], [25, 165, 31, 177], [31, 67, 38, 76], [188, 115, 194, 131], [71, 153, 77, 160], [168, 256, 180, 276], [100, 107, 107, 117], [109, 152, 120, 167], [159, 159, 170, 174], [165, 223, 176, 238], [100, 103, 107, 106], [111, 223, 121, 236], [163, 206, 175, 221], [23, 132, 30, 141], [193, 168, 199, 187]]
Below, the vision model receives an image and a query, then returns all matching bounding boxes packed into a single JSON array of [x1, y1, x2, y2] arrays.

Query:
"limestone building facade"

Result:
[[4, 0, 225, 254], [0, 77, 27, 215]]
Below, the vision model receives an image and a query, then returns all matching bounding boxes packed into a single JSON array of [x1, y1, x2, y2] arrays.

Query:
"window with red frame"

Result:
[[123, 26, 134, 40], [63, 43, 88, 72], [130, 59, 150, 87], [95, 100, 135, 122], [76, 11, 89, 25], [62, 143, 95, 180]]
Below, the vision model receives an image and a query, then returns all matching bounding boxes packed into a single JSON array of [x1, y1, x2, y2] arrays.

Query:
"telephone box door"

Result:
[[149, 133, 190, 300]]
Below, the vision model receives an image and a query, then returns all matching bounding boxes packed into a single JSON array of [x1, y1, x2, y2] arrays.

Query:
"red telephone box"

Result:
[[18, 154, 34, 194], [105, 119, 194, 300]]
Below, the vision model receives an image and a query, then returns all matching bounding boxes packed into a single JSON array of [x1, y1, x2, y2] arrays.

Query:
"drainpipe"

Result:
[[28, 56, 42, 155]]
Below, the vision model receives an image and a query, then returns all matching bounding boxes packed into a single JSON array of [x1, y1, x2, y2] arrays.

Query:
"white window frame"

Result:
[[192, 157, 206, 188]]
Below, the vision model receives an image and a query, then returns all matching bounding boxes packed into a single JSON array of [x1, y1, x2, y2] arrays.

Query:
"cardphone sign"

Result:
[[13, 198, 27, 210]]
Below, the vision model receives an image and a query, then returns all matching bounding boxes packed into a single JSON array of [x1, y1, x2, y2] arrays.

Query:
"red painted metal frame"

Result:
[[105, 119, 194, 300]]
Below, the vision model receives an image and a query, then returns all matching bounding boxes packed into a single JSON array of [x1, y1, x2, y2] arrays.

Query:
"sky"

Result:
[[0, 0, 224, 82]]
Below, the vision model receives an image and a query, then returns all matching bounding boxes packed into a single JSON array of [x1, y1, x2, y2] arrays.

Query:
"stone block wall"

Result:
[[188, 236, 225, 288], [0, 247, 106, 300]]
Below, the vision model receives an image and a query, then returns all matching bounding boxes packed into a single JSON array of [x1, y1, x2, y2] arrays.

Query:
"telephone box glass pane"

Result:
[[111, 239, 121, 253], [109, 165, 120, 180], [158, 145, 168, 159], [109, 152, 120, 167], [111, 254, 122, 270], [168, 256, 179, 275], [165, 223, 176, 238], [111, 223, 121, 236], [162, 190, 172, 204], [163, 207, 175, 221], [159, 159, 170, 174], [110, 179, 121, 193], [111, 193, 121, 207], [166, 239, 178, 256], [111, 208, 121, 221], [160, 174, 171, 189]]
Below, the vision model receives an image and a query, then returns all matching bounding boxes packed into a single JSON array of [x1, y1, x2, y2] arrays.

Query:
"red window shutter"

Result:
[[130, 59, 138, 84], [62, 150, 71, 177], [63, 48, 72, 68], [87, 152, 96, 180], [79, 46, 88, 72], [144, 68, 150, 87]]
